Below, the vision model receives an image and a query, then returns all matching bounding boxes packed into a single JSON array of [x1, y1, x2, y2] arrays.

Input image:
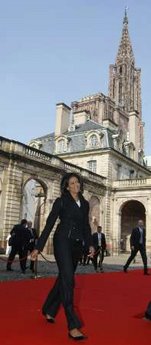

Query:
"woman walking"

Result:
[[31, 172, 94, 340]]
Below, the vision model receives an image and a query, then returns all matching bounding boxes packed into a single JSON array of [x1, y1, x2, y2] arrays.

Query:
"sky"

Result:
[[0, 0, 151, 154]]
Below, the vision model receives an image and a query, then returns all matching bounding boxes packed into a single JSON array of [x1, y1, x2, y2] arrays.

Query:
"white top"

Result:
[[76, 199, 81, 207], [98, 233, 102, 246], [139, 227, 143, 244]]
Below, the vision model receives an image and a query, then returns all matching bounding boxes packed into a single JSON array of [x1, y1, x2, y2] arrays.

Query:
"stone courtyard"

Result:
[[0, 252, 151, 282]]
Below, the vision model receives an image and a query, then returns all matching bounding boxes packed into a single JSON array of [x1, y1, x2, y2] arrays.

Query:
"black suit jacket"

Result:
[[130, 227, 146, 248], [28, 228, 38, 251], [36, 191, 93, 252], [10, 224, 31, 248], [92, 232, 106, 251]]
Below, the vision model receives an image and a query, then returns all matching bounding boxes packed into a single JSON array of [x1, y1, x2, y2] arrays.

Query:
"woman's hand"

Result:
[[88, 246, 95, 258], [31, 249, 39, 261]]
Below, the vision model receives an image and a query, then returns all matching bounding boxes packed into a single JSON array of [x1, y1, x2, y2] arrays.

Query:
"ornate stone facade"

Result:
[[0, 137, 105, 253]]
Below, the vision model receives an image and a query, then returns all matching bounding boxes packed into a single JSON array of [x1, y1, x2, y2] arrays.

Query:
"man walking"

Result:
[[92, 225, 106, 272], [6, 219, 31, 273], [123, 219, 148, 275]]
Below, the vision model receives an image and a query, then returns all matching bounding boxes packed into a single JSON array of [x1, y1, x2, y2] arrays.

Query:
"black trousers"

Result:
[[42, 237, 83, 330], [124, 244, 148, 273], [7, 245, 28, 272], [79, 245, 88, 265], [93, 246, 105, 271]]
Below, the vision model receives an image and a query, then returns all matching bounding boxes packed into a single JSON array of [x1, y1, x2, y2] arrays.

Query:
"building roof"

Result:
[[67, 120, 106, 134]]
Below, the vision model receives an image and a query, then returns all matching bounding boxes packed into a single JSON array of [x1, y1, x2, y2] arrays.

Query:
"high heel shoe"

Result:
[[68, 332, 87, 340], [45, 315, 55, 323]]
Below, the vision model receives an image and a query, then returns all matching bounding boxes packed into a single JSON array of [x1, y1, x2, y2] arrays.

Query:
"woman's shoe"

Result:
[[68, 332, 87, 340], [45, 315, 55, 323]]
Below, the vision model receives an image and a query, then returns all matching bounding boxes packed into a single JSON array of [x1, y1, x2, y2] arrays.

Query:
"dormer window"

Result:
[[122, 141, 135, 159], [57, 139, 66, 153], [28, 140, 42, 150], [55, 136, 71, 153], [85, 131, 103, 150], [90, 134, 98, 147]]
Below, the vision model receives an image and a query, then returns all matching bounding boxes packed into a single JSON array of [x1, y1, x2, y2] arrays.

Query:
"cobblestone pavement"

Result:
[[1, 252, 151, 281]]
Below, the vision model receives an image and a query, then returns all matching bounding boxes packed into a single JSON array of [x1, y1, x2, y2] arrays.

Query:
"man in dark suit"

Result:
[[6, 219, 31, 273], [123, 219, 148, 275], [92, 225, 106, 272]]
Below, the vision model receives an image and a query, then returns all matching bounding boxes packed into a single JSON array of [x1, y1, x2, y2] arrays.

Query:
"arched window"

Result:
[[113, 78, 115, 98], [118, 81, 122, 105], [90, 134, 98, 147], [57, 139, 66, 153]]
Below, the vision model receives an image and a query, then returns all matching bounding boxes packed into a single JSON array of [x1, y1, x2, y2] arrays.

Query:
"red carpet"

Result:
[[1, 271, 151, 345]]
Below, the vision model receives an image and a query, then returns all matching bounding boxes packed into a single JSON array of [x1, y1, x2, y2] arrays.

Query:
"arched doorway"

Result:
[[89, 196, 100, 233], [21, 179, 46, 235], [121, 200, 146, 252]]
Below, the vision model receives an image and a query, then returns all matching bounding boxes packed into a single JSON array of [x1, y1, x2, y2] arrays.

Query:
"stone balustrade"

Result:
[[113, 178, 151, 189], [0, 136, 106, 186]]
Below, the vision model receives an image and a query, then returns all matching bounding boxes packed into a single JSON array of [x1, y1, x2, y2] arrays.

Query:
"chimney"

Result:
[[55, 103, 71, 136]]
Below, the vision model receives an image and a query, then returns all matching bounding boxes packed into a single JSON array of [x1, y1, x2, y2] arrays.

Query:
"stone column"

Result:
[[43, 178, 60, 255], [111, 198, 122, 255], [103, 189, 112, 248], [2, 160, 23, 247]]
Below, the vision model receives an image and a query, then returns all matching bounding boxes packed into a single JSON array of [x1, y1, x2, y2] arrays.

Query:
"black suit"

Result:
[[124, 227, 148, 273], [28, 228, 38, 251], [7, 224, 31, 272], [92, 232, 106, 271], [36, 191, 92, 330]]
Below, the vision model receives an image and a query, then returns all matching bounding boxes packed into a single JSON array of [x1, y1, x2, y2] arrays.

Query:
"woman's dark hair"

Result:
[[60, 172, 83, 194]]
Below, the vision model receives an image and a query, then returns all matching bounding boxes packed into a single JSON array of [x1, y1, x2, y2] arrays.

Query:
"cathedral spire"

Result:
[[108, 10, 144, 157], [116, 9, 134, 64], [123, 7, 128, 25]]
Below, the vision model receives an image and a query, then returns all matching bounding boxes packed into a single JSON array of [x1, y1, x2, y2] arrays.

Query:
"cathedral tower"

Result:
[[108, 9, 144, 155]]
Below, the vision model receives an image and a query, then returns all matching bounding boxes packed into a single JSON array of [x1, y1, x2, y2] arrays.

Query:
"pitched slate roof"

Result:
[[31, 120, 116, 154]]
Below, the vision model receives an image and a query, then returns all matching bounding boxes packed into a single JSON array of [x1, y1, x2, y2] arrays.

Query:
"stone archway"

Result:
[[89, 196, 100, 233], [120, 200, 146, 252], [21, 178, 47, 235]]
